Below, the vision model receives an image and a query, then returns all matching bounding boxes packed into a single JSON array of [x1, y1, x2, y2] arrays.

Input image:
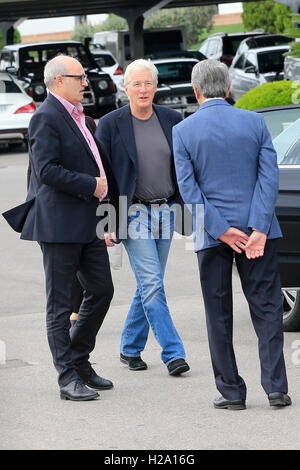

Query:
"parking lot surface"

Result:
[[0, 147, 299, 451]]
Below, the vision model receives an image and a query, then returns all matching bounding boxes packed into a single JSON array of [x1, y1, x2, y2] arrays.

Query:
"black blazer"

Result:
[[95, 103, 192, 237], [3, 94, 119, 243]]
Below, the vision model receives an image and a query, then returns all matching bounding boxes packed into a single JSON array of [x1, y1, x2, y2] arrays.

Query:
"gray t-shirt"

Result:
[[132, 112, 175, 201]]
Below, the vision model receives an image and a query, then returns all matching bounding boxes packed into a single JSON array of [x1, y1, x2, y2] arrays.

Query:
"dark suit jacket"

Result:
[[4, 93, 119, 243], [26, 115, 97, 190], [95, 103, 191, 237]]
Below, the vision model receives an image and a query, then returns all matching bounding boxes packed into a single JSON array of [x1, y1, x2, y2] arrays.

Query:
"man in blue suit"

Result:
[[173, 59, 291, 410], [3, 55, 119, 401], [95, 59, 189, 376]]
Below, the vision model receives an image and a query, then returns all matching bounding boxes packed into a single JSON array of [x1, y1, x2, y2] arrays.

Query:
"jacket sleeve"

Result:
[[173, 125, 230, 240], [247, 115, 279, 234], [29, 112, 97, 200]]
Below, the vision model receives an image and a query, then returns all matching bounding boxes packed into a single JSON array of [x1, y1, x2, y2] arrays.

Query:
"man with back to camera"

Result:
[[173, 59, 291, 410], [95, 59, 190, 376], [3, 55, 119, 401]]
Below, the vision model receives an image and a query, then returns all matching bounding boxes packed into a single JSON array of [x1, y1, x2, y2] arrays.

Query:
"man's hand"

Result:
[[244, 230, 267, 259], [219, 227, 249, 254], [104, 232, 117, 247], [94, 176, 107, 199]]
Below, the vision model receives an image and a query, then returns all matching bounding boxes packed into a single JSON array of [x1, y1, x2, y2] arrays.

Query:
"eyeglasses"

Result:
[[60, 74, 88, 84]]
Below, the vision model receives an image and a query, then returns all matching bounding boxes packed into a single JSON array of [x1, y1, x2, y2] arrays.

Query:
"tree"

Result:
[[144, 6, 217, 45], [0, 28, 21, 50], [242, 1, 292, 34], [71, 21, 96, 42]]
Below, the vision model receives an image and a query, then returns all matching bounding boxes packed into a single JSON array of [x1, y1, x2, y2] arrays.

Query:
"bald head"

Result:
[[44, 54, 87, 105], [44, 55, 81, 90]]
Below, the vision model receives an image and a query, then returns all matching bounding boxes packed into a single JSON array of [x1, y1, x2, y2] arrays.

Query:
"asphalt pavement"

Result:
[[0, 146, 299, 451]]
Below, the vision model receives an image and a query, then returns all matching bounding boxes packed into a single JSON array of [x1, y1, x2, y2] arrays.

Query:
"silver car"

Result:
[[229, 45, 289, 102]]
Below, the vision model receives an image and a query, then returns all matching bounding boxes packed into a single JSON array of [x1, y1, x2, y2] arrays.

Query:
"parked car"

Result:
[[0, 72, 36, 148], [255, 104, 300, 331], [0, 41, 117, 118], [231, 34, 292, 68], [229, 45, 289, 102], [90, 48, 128, 108], [199, 31, 266, 66], [152, 58, 200, 118]]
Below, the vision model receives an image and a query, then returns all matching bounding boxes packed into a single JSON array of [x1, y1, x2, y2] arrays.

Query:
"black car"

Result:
[[152, 58, 200, 118], [0, 41, 117, 118], [255, 104, 300, 331]]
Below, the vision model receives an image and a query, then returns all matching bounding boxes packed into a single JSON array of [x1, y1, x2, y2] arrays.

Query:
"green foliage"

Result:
[[0, 29, 21, 50], [283, 13, 300, 58], [93, 14, 127, 33], [144, 6, 217, 46], [242, 1, 292, 34], [71, 21, 96, 42], [234, 81, 296, 110]]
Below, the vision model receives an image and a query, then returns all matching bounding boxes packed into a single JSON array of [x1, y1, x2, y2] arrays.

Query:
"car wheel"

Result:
[[282, 288, 300, 332]]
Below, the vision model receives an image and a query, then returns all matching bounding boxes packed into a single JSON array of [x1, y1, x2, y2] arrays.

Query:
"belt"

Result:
[[133, 195, 175, 206]]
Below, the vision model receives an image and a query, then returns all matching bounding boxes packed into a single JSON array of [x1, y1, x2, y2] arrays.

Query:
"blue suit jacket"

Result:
[[173, 99, 282, 252], [4, 93, 119, 243], [95, 103, 191, 238]]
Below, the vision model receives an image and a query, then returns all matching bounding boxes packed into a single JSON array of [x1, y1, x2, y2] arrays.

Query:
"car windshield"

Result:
[[156, 61, 196, 85], [0, 79, 21, 93], [258, 50, 286, 74], [260, 108, 300, 139], [272, 117, 300, 165], [248, 35, 291, 48], [223, 36, 251, 56], [19, 44, 97, 78]]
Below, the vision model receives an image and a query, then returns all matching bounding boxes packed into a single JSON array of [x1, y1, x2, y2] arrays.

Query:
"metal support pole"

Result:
[[0, 21, 15, 45]]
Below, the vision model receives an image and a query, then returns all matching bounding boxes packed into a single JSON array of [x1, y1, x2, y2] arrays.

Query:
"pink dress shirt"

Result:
[[50, 91, 107, 200]]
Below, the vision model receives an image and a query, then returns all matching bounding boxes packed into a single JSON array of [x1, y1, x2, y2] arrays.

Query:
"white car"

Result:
[[0, 72, 36, 148], [91, 49, 128, 107]]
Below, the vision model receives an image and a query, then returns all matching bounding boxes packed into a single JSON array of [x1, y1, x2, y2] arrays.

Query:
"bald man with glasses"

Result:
[[3, 55, 119, 401]]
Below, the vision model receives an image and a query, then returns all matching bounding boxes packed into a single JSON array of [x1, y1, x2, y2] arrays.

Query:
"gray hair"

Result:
[[44, 55, 68, 89], [191, 59, 230, 98], [124, 59, 158, 87]]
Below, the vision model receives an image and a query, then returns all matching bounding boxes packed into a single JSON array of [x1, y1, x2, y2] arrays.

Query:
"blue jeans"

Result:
[[121, 202, 186, 365]]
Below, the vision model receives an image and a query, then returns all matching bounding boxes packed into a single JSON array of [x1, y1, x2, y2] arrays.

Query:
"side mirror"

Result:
[[6, 66, 17, 74], [244, 65, 257, 74]]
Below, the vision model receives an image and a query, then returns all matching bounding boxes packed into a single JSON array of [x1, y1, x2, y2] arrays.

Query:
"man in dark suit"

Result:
[[173, 59, 291, 409], [95, 59, 190, 376], [5, 55, 119, 401]]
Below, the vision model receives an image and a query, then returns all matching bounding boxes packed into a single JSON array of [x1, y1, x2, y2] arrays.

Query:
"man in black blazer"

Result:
[[95, 59, 190, 376], [4, 55, 119, 401]]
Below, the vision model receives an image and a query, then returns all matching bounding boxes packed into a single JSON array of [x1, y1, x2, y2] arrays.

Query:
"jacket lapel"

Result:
[[116, 104, 138, 165], [47, 94, 99, 170]]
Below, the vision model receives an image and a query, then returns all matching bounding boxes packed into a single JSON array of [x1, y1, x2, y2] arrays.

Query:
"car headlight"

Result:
[[34, 85, 45, 95], [98, 80, 109, 90], [158, 96, 182, 105]]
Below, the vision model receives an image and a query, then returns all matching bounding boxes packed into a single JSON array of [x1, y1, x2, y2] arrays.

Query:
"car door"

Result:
[[229, 53, 246, 101], [239, 52, 260, 94]]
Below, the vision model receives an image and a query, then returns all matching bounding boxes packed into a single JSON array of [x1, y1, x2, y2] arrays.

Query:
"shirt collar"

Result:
[[50, 91, 84, 115]]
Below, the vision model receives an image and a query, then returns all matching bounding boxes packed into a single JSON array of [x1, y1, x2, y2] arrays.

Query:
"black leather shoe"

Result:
[[60, 379, 99, 401], [120, 353, 147, 370], [268, 392, 292, 407], [167, 359, 190, 376], [214, 396, 246, 410], [77, 365, 113, 390]]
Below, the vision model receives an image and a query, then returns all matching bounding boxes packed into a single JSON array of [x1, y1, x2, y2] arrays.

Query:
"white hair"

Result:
[[124, 59, 158, 87]]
